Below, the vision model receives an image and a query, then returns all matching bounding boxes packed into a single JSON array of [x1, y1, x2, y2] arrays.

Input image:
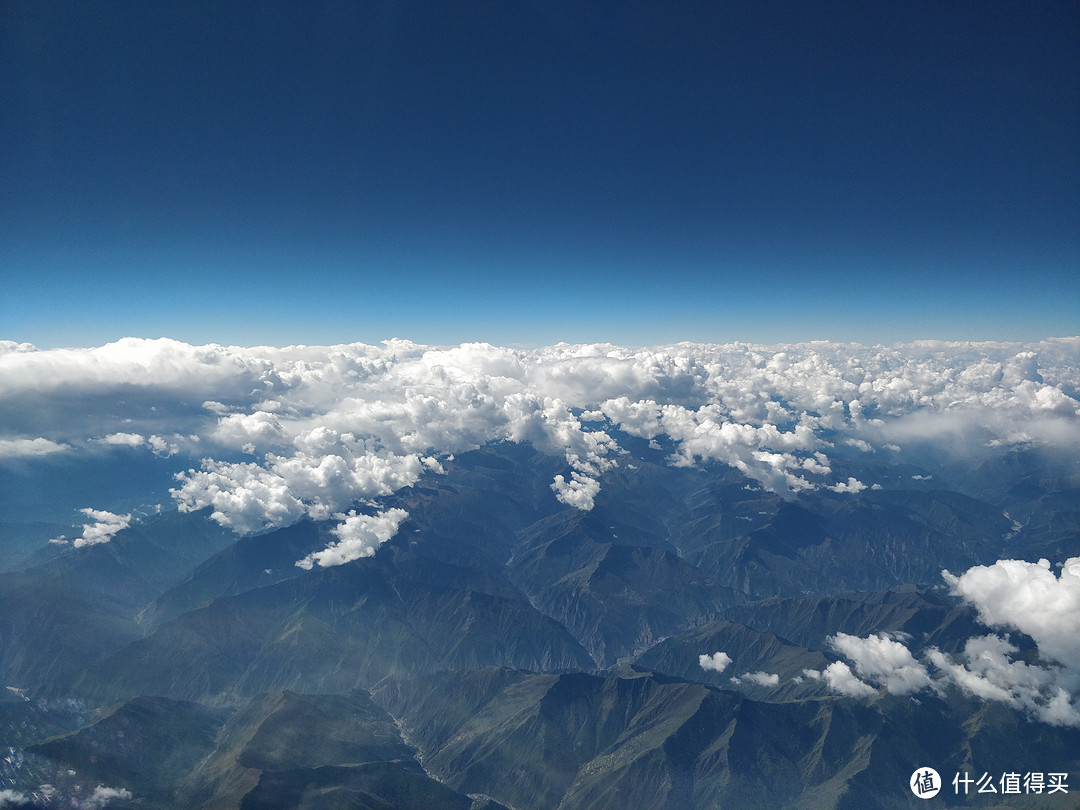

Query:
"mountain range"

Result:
[[1, 439, 1077, 809]]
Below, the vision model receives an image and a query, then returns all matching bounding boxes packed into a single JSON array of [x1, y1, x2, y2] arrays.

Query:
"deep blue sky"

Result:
[[2, 1, 1077, 348]]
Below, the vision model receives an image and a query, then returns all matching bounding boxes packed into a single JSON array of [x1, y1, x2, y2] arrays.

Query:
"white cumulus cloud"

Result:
[[78, 785, 134, 810], [828, 632, 934, 695], [732, 671, 780, 687], [927, 636, 1080, 727], [296, 508, 409, 569], [817, 661, 876, 697], [172, 460, 306, 535], [551, 471, 601, 510], [148, 434, 181, 456], [100, 432, 146, 447], [0, 437, 71, 458], [942, 557, 1080, 672], [930, 557, 1080, 726], [699, 651, 732, 673], [827, 477, 868, 494], [74, 508, 132, 548]]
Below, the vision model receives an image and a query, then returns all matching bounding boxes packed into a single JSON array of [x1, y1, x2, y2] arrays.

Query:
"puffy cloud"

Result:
[[94, 431, 183, 457], [74, 508, 132, 547], [0, 789, 29, 807], [174, 365, 622, 526], [928, 636, 1080, 727], [551, 471, 601, 511], [264, 445, 424, 516], [931, 557, 1080, 726], [172, 460, 306, 535], [699, 651, 732, 673], [828, 477, 868, 494], [78, 785, 133, 809], [942, 557, 1080, 671], [733, 671, 780, 687], [173, 434, 427, 531], [0, 437, 70, 458], [816, 661, 876, 697], [212, 410, 287, 448], [148, 434, 180, 457], [296, 508, 409, 569], [828, 632, 934, 695], [603, 400, 819, 499], [100, 432, 145, 447], [799, 453, 832, 476], [844, 438, 872, 452], [0, 790, 29, 807], [928, 637, 1032, 704]]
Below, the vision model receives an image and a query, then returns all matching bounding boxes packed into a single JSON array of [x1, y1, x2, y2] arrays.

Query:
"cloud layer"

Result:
[[2, 337, 1077, 566]]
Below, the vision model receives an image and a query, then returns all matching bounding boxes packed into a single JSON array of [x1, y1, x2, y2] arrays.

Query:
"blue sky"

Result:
[[2, 1, 1077, 348]]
